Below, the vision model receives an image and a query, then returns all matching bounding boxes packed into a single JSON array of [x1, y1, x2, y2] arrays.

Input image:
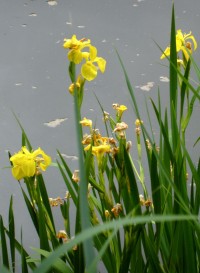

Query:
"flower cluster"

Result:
[[63, 34, 106, 81], [81, 125, 112, 164], [10, 146, 51, 180]]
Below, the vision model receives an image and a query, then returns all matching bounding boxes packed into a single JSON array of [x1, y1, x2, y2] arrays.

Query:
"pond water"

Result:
[[0, 0, 199, 268]]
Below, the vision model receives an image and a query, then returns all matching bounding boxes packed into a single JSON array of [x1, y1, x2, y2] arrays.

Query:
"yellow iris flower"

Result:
[[10, 146, 51, 180], [63, 35, 91, 64], [81, 49, 106, 81], [63, 34, 106, 81], [160, 29, 197, 61]]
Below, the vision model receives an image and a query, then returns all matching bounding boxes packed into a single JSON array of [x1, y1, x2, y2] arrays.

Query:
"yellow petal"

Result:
[[96, 57, 106, 73], [160, 47, 170, 59], [80, 117, 92, 127], [33, 148, 52, 171], [81, 62, 97, 81], [68, 49, 83, 64], [92, 145, 110, 159], [82, 51, 90, 60], [12, 166, 25, 180], [186, 35, 198, 51], [21, 159, 36, 177], [63, 35, 78, 49], [89, 45, 97, 60]]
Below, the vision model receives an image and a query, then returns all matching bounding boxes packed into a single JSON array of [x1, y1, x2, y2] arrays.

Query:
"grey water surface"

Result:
[[0, 0, 199, 268]]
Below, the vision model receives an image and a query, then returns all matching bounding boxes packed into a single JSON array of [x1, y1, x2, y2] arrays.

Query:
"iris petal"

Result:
[[81, 62, 97, 81]]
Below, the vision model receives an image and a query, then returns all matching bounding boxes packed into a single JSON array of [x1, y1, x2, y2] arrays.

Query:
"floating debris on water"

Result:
[[29, 13, 37, 17], [60, 154, 78, 161], [44, 118, 68, 128], [160, 76, 170, 82], [47, 0, 58, 6], [140, 82, 154, 92]]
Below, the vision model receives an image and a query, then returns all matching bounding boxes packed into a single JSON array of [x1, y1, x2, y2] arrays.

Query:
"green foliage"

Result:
[[0, 3, 200, 273]]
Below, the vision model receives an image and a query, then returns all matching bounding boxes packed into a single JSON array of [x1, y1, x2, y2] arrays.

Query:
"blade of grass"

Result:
[[12, 112, 32, 151], [73, 87, 95, 269], [21, 230, 28, 273], [0, 216, 10, 270], [8, 197, 15, 273], [57, 150, 78, 193], [21, 187, 39, 235], [32, 248, 74, 273], [87, 230, 118, 273], [32, 214, 199, 273], [0, 266, 12, 273], [56, 159, 77, 204], [37, 174, 56, 233]]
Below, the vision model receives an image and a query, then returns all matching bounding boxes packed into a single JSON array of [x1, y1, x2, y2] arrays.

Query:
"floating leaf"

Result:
[[47, 0, 58, 6], [160, 76, 170, 82], [140, 82, 154, 91], [44, 118, 68, 128]]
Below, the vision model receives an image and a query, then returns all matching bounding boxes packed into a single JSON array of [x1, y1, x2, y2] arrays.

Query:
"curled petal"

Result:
[[96, 57, 106, 73], [33, 147, 52, 171], [186, 35, 198, 50]]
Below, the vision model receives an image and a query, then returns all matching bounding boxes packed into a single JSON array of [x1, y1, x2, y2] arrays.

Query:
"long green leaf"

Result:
[[0, 216, 10, 269], [8, 197, 15, 273], [73, 86, 95, 269], [32, 214, 198, 273]]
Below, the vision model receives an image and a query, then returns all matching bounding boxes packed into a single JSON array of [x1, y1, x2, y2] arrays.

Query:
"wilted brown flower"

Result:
[[49, 197, 63, 207], [111, 203, 123, 217], [72, 170, 80, 183], [56, 230, 69, 242]]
